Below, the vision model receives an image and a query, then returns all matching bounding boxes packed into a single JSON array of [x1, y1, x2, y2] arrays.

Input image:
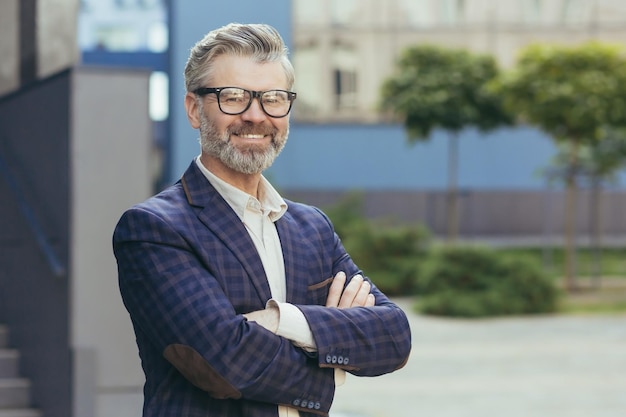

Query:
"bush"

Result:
[[354, 226, 430, 295], [416, 245, 559, 317], [324, 192, 430, 296]]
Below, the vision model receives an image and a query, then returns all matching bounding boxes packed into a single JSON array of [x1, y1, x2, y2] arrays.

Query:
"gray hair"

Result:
[[184, 23, 295, 93]]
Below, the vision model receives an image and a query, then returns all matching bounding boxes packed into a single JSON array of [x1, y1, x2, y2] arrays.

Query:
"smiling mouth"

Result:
[[237, 133, 266, 139]]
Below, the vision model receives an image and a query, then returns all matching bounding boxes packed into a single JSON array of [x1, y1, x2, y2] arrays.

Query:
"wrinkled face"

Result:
[[185, 54, 291, 175]]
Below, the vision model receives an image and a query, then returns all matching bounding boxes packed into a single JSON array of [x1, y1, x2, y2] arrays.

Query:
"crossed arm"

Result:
[[244, 271, 375, 334]]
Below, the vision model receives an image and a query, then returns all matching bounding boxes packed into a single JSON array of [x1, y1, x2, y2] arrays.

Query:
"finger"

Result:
[[351, 280, 371, 307], [338, 274, 363, 309], [365, 293, 376, 307], [326, 271, 346, 307]]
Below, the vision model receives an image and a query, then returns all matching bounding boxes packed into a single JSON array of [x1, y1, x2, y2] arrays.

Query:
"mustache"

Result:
[[228, 122, 277, 137]]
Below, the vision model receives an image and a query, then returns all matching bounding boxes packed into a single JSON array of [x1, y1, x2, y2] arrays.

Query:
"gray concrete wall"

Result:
[[70, 67, 152, 417]]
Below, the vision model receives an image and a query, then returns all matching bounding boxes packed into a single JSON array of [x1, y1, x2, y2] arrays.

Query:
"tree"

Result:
[[380, 45, 512, 243], [539, 132, 626, 287], [581, 128, 626, 286], [491, 42, 626, 290]]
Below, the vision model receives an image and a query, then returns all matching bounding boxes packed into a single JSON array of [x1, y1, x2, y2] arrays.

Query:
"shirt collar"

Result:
[[195, 156, 287, 222]]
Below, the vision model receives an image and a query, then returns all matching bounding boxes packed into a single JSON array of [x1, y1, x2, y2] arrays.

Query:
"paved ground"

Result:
[[330, 298, 626, 417]]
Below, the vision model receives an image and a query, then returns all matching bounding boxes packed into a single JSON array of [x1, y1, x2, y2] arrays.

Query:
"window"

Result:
[[293, 0, 324, 26], [78, 0, 167, 52], [562, 0, 592, 25], [333, 69, 357, 110], [293, 42, 324, 116], [146, 21, 168, 53], [149, 71, 168, 122], [401, 0, 434, 28], [330, 0, 359, 26], [442, 0, 465, 25], [332, 44, 358, 110], [523, 0, 542, 24]]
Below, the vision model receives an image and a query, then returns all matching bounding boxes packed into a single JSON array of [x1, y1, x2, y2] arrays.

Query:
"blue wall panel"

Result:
[[266, 123, 560, 190]]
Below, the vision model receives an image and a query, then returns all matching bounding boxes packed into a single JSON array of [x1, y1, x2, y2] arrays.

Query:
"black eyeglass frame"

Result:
[[193, 86, 297, 118]]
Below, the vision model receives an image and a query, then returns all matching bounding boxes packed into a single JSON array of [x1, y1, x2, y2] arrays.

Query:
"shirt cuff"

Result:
[[335, 369, 346, 387], [266, 299, 317, 351]]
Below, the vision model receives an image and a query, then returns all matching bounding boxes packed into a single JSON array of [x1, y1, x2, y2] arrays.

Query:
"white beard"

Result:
[[198, 113, 289, 174]]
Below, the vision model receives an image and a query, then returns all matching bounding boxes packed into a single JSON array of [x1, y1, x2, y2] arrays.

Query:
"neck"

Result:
[[199, 154, 262, 197]]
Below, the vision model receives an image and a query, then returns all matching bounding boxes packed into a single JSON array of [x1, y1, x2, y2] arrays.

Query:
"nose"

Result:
[[240, 97, 267, 123]]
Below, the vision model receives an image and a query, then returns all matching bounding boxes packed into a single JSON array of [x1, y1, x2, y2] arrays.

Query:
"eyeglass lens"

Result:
[[218, 88, 292, 117]]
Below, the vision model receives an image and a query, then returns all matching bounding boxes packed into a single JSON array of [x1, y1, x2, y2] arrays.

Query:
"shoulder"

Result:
[[113, 181, 190, 239], [283, 198, 335, 233], [284, 198, 328, 220], [128, 182, 188, 220], [121, 159, 207, 221]]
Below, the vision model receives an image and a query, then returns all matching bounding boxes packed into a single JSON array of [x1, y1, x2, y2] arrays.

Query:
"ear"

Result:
[[184, 92, 201, 129]]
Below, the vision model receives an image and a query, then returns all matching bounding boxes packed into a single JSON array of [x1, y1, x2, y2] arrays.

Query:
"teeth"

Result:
[[239, 134, 265, 139]]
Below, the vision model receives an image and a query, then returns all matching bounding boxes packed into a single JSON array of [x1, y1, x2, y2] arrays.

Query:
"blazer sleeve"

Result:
[[113, 205, 336, 415], [290, 207, 412, 376]]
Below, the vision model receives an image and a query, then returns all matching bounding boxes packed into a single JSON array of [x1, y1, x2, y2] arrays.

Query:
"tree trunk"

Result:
[[447, 132, 459, 244], [589, 176, 603, 288], [564, 142, 580, 291]]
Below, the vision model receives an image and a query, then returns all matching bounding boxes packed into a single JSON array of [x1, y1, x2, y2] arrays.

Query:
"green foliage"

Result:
[[416, 246, 559, 317], [324, 192, 430, 295], [579, 127, 626, 179], [323, 191, 367, 241], [495, 246, 626, 278], [353, 227, 430, 295], [538, 128, 626, 188], [380, 44, 512, 140], [491, 41, 626, 143]]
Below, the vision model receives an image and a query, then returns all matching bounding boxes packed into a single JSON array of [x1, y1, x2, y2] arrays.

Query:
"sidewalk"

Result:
[[331, 298, 626, 417]]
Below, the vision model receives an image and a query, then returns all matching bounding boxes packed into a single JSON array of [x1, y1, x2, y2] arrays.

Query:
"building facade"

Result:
[[291, 0, 626, 123]]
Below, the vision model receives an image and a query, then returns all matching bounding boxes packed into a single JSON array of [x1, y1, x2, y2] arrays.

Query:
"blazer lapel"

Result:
[[180, 162, 272, 305], [275, 210, 309, 304]]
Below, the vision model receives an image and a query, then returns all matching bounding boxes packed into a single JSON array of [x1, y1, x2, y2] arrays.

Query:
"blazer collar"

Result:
[[180, 160, 218, 208]]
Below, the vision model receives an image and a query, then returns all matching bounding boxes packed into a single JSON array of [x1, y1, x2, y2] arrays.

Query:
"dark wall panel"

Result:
[[283, 189, 626, 244], [0, 70, 72, 417]]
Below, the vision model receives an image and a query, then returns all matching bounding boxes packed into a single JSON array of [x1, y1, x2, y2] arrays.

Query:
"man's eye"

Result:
[[263, 93, 287, 105], [223, 95, 245, 103]]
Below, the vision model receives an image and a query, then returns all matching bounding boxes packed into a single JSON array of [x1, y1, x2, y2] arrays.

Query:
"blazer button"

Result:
[[344, 357, 349, 365], [331, 355, 338, 364], [326, 354, 332, 363], [314, 402, 321, 410], [301, 400, 308, 408], [292, 399, 300, 406], [338, 356, 344, 364], [307, 401, 315, 409]]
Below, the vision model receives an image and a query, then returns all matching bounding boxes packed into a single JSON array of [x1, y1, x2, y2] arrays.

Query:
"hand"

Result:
[[326, 271, 375, 309]]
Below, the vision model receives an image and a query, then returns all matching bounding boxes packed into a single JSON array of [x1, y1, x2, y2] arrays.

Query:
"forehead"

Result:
[[207, 54, 288, 90]]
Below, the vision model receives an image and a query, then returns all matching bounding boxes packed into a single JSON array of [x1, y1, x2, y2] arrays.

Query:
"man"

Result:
[[113, 23, 411, 417]]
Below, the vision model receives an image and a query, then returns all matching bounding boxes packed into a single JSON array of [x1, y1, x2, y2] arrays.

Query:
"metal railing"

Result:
[[0, 152, 66, 278]]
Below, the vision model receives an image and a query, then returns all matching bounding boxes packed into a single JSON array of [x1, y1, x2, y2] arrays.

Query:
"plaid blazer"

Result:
[[113, 161, 411, 417]]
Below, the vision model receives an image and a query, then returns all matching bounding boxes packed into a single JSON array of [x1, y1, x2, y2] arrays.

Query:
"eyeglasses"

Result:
[[193, 86, 297, 118]]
